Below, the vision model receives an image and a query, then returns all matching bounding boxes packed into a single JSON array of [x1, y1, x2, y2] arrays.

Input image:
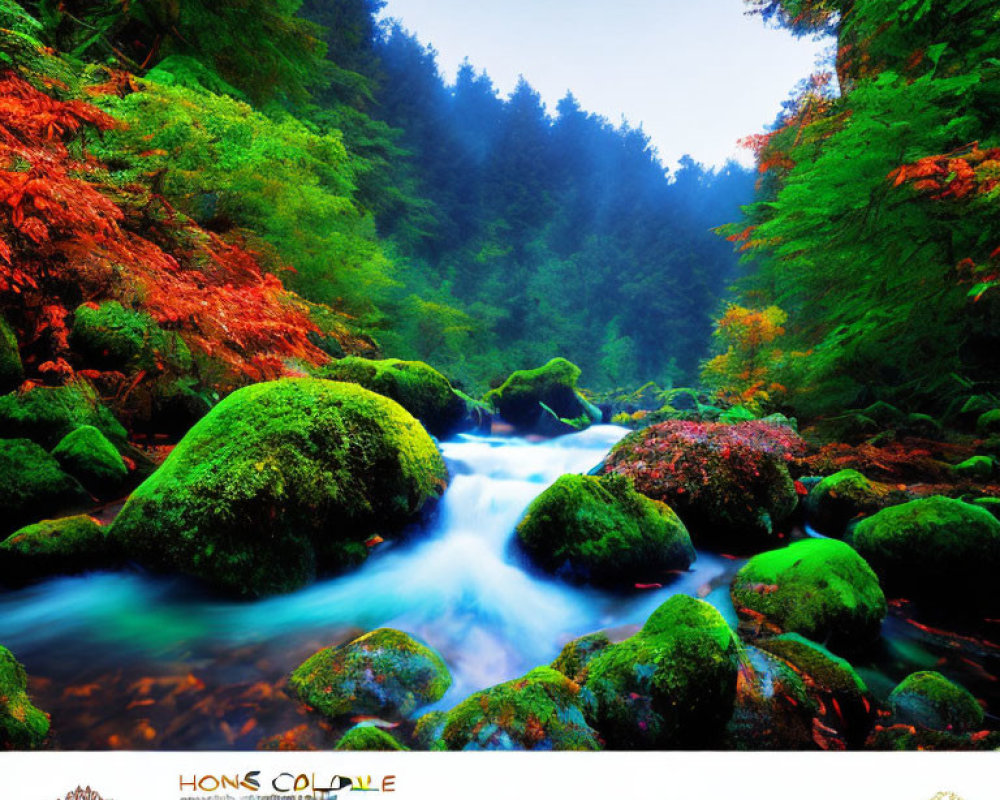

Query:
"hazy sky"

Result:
[[380, 0, 830, 169]]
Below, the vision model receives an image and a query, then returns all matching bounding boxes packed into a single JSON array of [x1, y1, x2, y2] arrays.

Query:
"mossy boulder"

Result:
[[437, 666, 600, 751], [866, 726, 1000, 751], [551, 632, 613, 684], [0, 515, 115, 583], [581, 594, 741, 749], [0, 646, 49, 749], [316, 357, 468, 439], [731, 539, 887, 650], [852, 496, 1000, 611], [887, 672, 984, 733], [515, 474, 695, 587], [289, 628, 451, 720], [976, 409, 1000, 437], [334, 725, 409, 751], [0, 382, 126, 448], [485, 358, 599, 434], [412, 710, 447, 750], [110, 379, 448, 596], [51, 425, 127, 496], [70, 301, 192, 375], [0, 317, 23, 394], [0, 439, 89, 534], [951, 455, 995, 482], [805, 470, 889, 537]]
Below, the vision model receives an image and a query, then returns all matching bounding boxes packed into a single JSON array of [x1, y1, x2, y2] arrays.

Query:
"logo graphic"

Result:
[[59, 788, 107, 800]]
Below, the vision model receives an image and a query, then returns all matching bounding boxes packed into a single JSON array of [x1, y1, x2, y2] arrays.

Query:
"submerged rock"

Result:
[[888, 671, 984, 734], [437, 666, 600, 751], [0, 382, 126, 448], [804, 470, 890, 537], [317, 357, 468, 439], [731, 539, 886, 650], [0, 646, 49, 749], [852, 496, 1000, 611], [51, 425, 127, 496], [334, 725, 409, 751], [581, 594, 741, 749], [515, 474, 695, 587], [602, 420, 801, 551], [289, 628, 451, 720], [110, 379, 448, 596], [0, 438, 89, 534], [485, 358, 599, 434], [0, 515, 114, 582]]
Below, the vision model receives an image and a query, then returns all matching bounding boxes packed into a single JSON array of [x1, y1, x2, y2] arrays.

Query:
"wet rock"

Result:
[[51, 425, 127, 497], [0, 646, 49, 749], [804, 470, 890, 537], [887, 671, 984, 733], [951, 455, 995, 482], [866, 725, 1000, 751], [0, 438, 89, 534], [551, 632, 613, 684], [0, 515, 115, 582], [0, 382, 126, 449], [412, 711, 447, 750], [334, 725, 409, 751], [289, 628, 451, 720], [515, 474, 695, 587], [484, 358, 599, 434]]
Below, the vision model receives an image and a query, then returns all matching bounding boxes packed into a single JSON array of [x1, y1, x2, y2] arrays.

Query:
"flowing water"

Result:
[[0, 425, 996, 749]]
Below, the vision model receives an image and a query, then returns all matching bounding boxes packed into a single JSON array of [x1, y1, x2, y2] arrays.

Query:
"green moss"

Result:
[[0, 515, 114, 582], [484, 358, 598, 433], [51, 425, 127, 496], [70, 301, 192, 375], [756, 634, 868, 696], [316, 357, 467, 438], [582, 594, 741, 749], [0, 382, 126, 448], [110, 379, 448, 596], [732, 539, 887, 649], [805, 470, 889, 537], [0, 439, 89, 534], [289, 628, 451, 719], [516, 474, 695, 587], [0, 645, 49, 749], [0, 317, 23, 395], [551, 633, 613, 684], [951, 455, 994, 481], [888, 671, 984, 733], [438, 666, 600, 751], [412, 710, 447, 751], [977, 409, 1000, 436], [852, 496, 1000, 610], [334, 725, 409, 751], [866, 726, 1000, 751]]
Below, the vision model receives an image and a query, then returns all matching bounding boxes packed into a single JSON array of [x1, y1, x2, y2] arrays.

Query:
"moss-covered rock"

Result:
[[581, 594, 741, 749], [110, 379, 448, 596], [732, 539, 887, 650], [0, 439, 89, 534], [484, 358, 599, 434], [70, 301, 192, 375], [887, 671, 984, 733], [0, 515, 114, 582], [977, 409, 1000, 437], [437, 666, 600, 751], [852, 496, 1000, 611], [412, 710, 447, 750], [551, 632, 613, 684], [51, 425, 127, 496], [515, 474, 695, 587], [805, 470, 890, 537], [0, 317, 23, 395], [0, 646, 49, 749], [334, 725, 409, 751], [951, 455, 995, 482], [0, 382, 126, 448], [289, 628, 451, 720], [866, 725, 1000, 751], [316, 357, 468, 439]]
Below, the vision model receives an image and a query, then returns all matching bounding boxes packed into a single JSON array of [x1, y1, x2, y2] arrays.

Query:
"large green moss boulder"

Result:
[[316, 357, 468, 439], [852, 496, 1000, 611], [51, 425, 127, 496], [0, 317, 23, 395], [581, 594, 741, 749], [805, 470, 889, 537], [0, 646, 49, 749], [888, 672, 984, 734], [977, 409, 1000, 437], [515, 474, 695, 587], [110, 379, 448, 596], [551, 632, 613, 684], [0, 515, 115, 582], [731, 539, 886, 650], [334, 725, 409, 751], [289, 628, 451, 720], [70, 301, 192, 375], [0, 382, 126, 448], [0, 439, 89, 534], [437, 666, 600, 751], [951, 455, 995, 481], [485, 358, 599, 434]]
